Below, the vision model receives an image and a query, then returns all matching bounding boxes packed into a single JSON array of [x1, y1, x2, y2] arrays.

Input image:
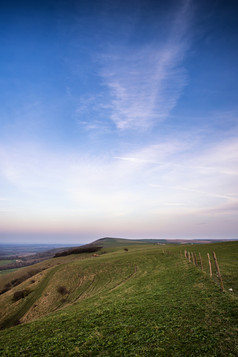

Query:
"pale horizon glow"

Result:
[[0, 0, 238, 244]]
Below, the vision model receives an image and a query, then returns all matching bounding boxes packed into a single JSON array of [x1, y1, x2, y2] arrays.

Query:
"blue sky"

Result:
[[0, 0, 238, 243]]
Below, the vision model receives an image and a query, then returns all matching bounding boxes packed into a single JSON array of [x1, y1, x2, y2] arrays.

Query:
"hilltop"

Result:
[[91, 236, 235, 247], [91, 237, 168, 247]]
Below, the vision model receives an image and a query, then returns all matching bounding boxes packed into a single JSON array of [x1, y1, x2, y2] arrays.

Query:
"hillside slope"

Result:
[[92, 237, 167, 247], [0, 243, 237, 356], [91, 237, 234, 248]]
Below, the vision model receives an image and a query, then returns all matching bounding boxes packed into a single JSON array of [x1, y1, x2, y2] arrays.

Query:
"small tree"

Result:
[[57, 286, 69, 296], [12, 289, 31, 301]]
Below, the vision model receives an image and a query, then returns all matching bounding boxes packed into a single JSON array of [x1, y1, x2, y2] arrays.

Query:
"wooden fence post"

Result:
[[194, 253, 198, 266], [184, 250, 187, 258], [199, 252, 203, 271], [191, 252, 195, 265], [207, 253, 212, 277], [212, 251, 224, 291], [188, 251, 191, 263]]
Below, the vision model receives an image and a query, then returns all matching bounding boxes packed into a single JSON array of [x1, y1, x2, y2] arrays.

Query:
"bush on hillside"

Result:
[[0, 268, 44, 296], [57, 286, 69, 296], [12, 289, 31, 301]]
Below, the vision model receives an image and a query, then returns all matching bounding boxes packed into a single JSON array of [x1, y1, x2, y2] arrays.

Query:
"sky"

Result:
[[0, 0, 238, 244]]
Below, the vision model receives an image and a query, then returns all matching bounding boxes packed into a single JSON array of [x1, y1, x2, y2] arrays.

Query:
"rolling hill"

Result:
[[0, 240, 237, 356], [90, 236, 233, 248]]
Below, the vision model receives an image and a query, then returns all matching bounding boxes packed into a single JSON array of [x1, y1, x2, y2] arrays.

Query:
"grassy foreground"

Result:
[[0, 242, 237, 356]]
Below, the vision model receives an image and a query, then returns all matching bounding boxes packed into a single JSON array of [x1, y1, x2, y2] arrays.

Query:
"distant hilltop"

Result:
[[89, 237, 238, 248]]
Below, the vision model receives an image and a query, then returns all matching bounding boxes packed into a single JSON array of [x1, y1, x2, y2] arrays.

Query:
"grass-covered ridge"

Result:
[[0, 241, 237, 356], [92, 237, 168, 247]]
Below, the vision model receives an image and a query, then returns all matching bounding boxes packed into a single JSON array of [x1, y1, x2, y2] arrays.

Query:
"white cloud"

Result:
[[0, 131, 238, 237], [99, 0, 191, 130]]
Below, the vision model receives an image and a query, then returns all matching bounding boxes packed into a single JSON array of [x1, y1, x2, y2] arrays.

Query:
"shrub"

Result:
[[0, 268, 43, 296], [57, 286, 69, 296], [12, 289, 31, 301], [13, 319, 21, 326]]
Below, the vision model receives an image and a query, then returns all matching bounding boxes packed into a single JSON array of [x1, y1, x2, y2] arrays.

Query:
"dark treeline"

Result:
[[54, 245, 101, 258]]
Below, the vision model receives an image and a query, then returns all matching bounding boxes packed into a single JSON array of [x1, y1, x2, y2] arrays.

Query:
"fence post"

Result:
[[207, 253, 212, 277], [212, 251, 224, 291], [191, 252, 195, 265], [188, 251, 191, 263], [199, 252, 203, 271], [184, 250, 187, 258], [194, 253, 198, 266]]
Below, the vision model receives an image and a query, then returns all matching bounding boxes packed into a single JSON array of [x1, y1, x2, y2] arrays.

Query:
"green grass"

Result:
[[0, 253, 88, 292], [0, 243, 237, 356], [179, 241, 238, 291], [0, 268, 18, 276], [0, 260, 16, 266], [0, 260, 17, 275], [93, 237, 166, 248], [0, 265, 63, 329]]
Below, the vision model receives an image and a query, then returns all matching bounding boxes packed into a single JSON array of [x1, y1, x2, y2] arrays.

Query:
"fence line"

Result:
[[184, 249, 224, 291]]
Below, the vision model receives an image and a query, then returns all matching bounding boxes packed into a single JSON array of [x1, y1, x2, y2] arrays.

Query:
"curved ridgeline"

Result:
[[0, 240, 237, 356]]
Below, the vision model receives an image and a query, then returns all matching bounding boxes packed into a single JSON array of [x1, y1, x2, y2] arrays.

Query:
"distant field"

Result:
[[0, 244, 82, 273], [0, 261, 17, 276], [0, 241, 237, 356], [0, 268, 18, 276], [0, 244, 80, 257], [0, 260, 15, 266]]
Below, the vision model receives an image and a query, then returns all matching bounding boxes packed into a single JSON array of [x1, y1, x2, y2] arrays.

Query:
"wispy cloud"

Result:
[[150, 184, 237, 202], [114, 134, 238, 212], [0, 130, 237, 237], [100, 0, 191, 130]]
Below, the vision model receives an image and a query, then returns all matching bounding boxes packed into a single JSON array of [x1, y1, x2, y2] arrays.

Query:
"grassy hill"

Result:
[[91, 237, 234, 248], [0, 241, 237, 356], [92, 237, 168, 247]]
